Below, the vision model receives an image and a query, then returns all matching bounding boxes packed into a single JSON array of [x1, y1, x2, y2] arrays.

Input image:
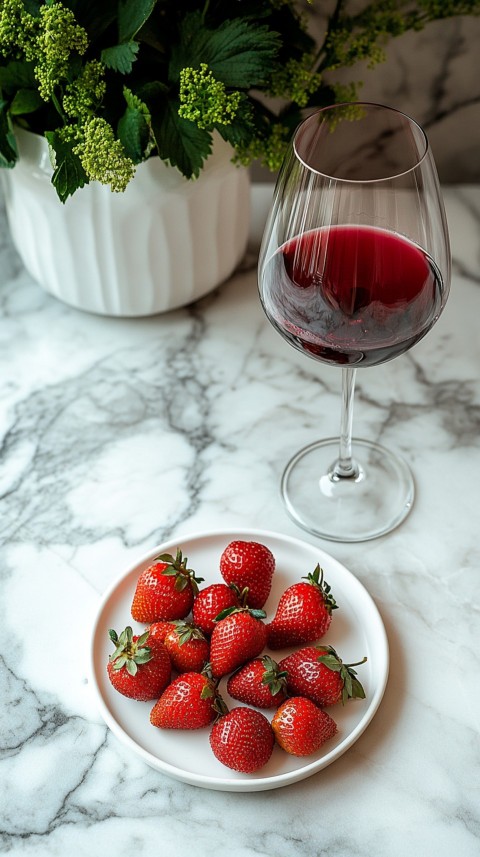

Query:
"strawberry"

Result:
[[150, 671, 221, 729], [192, 583, 239, 635], [210, 707, 274, 773], [267, 564, 337, 649], [279, 645, 367, 707], [131, 548, 203, 623], [147, 620, 176, 643], [227, 655, 288, 709], [272, 697, 337, 756], [209, 606, 268, 678], [219, 540, 275, 609], [107, 626, 171, 701], [164, 621, 210, 673]]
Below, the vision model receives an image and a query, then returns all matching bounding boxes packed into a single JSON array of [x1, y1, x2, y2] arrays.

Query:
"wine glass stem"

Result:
[[333, 367, 360, 479]]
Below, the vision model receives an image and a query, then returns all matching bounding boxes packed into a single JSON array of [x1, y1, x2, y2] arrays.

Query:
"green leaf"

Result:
[[260, 656, 288, 697], [160, 567, 179, 577], [136, 630, 150, 647], [0, 60, 37, 93], [134, 650, 152, 664], [249, 609, 267, 619], [152, 99, 212, 179], [0, 102, 18, 168], [316, 653, 342, 671], [350, 677, 366, 700], [117, 91, 151, 163], [343, 670, 353, 698], [101, 42, 139, 75], [10, 88, 43, 116], [45, 130, 89, 203], [213, 605, 238, 623], [170, 14, 281, 88], [155, 552, 176, 564], [21, 0, 42, 15], [212, 94, 254, 147], [200, 682, 214, 700], [137, 80, 169, 104], [68, 0, 117, 39], [118, 0, 157, 43], [125, 659, 138, 676], [304, 565, 338, 612], [174, 574, 189, 592]]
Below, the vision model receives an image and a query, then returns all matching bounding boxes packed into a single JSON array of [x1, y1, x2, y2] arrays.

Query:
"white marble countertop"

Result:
[[0, 182, 479, 856]]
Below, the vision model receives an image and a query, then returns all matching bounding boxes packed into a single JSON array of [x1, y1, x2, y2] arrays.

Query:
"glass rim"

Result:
[[292, 101, 430, 184]]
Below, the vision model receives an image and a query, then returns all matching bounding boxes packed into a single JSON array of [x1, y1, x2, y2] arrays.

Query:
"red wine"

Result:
[[260, 225, 445, 367]]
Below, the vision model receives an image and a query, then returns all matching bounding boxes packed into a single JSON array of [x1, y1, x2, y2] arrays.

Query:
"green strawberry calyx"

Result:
[[154, 548, 204, 595], [197, 666, 229, 717], [229, 584, 250, 606], [108, 626, 152, 676], [260, 655, 288, 698], [169, 621, 207, 645], [302, 564, 338, 614], [213, 605, 267, 623], [315, 644, 367, 704]]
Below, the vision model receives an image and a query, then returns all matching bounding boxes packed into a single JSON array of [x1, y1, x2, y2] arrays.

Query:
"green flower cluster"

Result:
[[0, 0, 36, 59], [0, 0, 136, 193], [35, 3, 88, 99], [73, 117, 135, 193], [418, 0, 480, 14], [179, 64, 242, 129], [63, 61, 106, 120], [234, 124, 289, 173], [0, 0, 88, 97], [0, 0, 479, 200], [326, 11, 407, 72], [268, 56, 323, 108]]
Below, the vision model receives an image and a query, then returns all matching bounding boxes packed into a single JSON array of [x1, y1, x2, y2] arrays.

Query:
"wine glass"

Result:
[[258, 102, 451, 542]]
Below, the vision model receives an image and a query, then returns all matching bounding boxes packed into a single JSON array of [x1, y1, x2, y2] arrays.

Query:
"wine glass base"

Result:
[[281, 438, 415, 543]]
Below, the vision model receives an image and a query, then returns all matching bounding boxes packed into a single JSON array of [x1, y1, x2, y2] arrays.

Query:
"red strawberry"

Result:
[[147, 620, 176, 643], [131, 548, 203, 623], [227, 655, 288, 709], [220, 540, 275, 609], [192, 583, 239, 635], [272, 697, 337, 756], [279, 645, 367, 707], [267, 564, 337, 649], [107, 626, 171, 701], [209, 606, 268, 678], [150, 671, 221, 729], [164, 622, 210, 673], [210, 707, 274, 773]]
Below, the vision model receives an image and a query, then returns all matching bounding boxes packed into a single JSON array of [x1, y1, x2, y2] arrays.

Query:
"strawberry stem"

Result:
[[303, 564, 338, 613], [213, 605, 267, 623], [260, 655, 288, 697], [108, 626, 152, 676], [154, 548, 204, 594], [315, 644, 367, 704]]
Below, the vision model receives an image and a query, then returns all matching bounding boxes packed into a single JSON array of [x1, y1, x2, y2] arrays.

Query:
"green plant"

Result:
[[0, 0, 478, 201]]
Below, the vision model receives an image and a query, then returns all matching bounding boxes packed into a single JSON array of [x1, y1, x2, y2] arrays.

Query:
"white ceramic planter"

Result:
[[1, 128, 250, 316]]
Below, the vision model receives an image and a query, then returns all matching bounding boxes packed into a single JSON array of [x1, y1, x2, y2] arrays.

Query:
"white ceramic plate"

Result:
[[90, 528, 389, 792]]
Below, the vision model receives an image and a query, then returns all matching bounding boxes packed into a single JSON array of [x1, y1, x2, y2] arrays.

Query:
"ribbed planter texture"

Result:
[[1, 128, 250, 316]]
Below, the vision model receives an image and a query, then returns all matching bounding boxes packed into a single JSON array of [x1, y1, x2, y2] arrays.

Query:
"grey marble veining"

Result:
[[0, 184, 480, 855], [301, 6, 480, 184]]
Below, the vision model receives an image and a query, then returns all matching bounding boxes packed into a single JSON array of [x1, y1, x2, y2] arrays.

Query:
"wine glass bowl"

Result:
[[258, 103, 451, 542]]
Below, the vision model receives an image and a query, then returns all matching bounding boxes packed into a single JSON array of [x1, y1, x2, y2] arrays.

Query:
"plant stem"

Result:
[[313, 0, 346, 71], [51, 88, 66, 124], [201, 0, 210, 23]]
